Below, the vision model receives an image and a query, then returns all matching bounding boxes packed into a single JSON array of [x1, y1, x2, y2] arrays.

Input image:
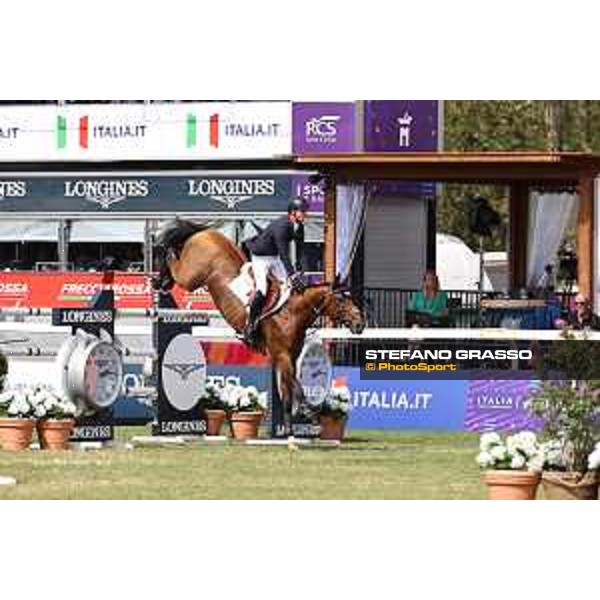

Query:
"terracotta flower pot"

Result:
[[482, 470, 541, 500], [319, 415, 346, 441], [36, 419, 75, 451], [541, 471, 599, 500], [205, 409, 226, 436], [229, 411, 263, 440], [0, 418, 35, 452]]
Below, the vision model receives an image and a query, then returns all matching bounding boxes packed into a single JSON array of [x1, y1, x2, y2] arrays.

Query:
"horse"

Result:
[[153, 219, 365, 436]]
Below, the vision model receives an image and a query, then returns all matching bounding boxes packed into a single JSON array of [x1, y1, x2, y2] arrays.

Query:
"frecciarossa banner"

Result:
[[0, 272, 216, 310], [0, 102, 292, 161], [0, 173, 292, 215]]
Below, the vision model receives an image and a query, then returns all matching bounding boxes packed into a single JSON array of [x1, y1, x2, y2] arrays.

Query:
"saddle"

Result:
[[228, 263, 291, 322]]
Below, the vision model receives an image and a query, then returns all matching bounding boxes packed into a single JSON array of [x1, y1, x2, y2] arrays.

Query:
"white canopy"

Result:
[[70, 221, 145, 243], [436, 233, 493, 291], [0, 220, 59, 242]]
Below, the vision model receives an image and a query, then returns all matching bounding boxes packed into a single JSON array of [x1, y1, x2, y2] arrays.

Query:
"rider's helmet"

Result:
[[288, 197, 309, 213]]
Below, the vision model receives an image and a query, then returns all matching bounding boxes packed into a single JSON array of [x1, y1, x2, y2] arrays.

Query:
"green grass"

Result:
[[0, 428, 486, 499]]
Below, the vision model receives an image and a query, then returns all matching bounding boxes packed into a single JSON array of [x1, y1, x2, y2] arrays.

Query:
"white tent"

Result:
[[436, 233, 493, 291]]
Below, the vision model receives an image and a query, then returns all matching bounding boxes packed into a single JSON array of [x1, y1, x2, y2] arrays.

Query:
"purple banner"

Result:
[[363, 100, 440, 152], [363, 100, 440, 197], [290, 174, 325, 213], [292, 102, 356, 154], [465, 379, 543, 432]]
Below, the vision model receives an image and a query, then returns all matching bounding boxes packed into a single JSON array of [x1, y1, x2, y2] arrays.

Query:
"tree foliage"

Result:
[[438, 101, 600, 251]]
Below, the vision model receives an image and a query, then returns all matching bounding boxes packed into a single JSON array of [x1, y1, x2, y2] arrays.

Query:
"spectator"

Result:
[[556, 293, 600, 331], [408, 270, 449, 327]]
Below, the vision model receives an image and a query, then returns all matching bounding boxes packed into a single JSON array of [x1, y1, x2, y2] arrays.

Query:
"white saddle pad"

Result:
[[228, 263, 291, 320]]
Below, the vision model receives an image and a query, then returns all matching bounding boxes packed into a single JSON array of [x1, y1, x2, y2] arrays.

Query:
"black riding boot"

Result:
[[244, 291, 266, 344]]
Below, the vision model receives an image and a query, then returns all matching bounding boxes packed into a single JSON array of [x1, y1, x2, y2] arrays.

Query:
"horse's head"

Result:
[[322, 285, 366, 334]]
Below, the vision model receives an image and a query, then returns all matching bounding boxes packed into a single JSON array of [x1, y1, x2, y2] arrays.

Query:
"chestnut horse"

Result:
[[153, 220, 365, 436]]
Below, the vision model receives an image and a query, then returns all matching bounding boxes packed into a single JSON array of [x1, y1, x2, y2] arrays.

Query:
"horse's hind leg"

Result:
[[273, 355, 295, 437]]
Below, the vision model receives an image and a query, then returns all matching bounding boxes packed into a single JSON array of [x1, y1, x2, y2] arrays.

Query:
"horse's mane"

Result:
[[155, 219, 221, 259]]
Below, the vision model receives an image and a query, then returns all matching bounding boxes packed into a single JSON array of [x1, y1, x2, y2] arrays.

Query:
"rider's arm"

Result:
[[294, 223, 305, 272], [274, 223, 295, 275]]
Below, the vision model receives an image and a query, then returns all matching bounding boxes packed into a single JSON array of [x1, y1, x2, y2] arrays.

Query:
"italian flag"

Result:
[[56, 116, 89, 149], [186, 113, 219, 148]]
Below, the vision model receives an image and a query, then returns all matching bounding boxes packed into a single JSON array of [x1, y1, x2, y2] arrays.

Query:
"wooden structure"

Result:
[[294, 152, 600, 298]]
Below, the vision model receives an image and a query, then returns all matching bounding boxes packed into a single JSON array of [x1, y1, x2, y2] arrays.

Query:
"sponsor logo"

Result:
[[161, 333, 206, 412], [57, 115, 147, 150], [163, 362, 205, 381], [476, 395, 516, 410], [0, 180, 27, 200], [60, 281, 151, 298], [0, 126, 19, 141], [187, 178, 275, 209], [64, 179, 149, 209], [305, 115, 341, 144], [186, 112, 283, 149], [0, 283, 28, 295], [397, 112, 414, 148]]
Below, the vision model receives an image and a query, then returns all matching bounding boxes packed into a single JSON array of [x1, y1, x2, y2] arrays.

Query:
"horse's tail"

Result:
[[154, 218, 223, 260], [152, 218, 221, 291]]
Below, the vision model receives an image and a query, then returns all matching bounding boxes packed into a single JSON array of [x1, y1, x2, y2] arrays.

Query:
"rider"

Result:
[[243, 197, 309, 341]]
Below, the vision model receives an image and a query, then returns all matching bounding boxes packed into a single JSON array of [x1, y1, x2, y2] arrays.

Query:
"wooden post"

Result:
[[324, 177, 336, 283], [509, 182, 529, 291], [576, 176, 595, 299]]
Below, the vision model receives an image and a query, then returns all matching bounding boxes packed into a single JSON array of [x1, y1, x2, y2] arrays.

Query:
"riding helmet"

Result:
[[288, 197, 309, 213]]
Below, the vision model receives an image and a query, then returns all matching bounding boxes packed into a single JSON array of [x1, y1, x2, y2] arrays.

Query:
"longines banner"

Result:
[[0, 102, 292, 161], [0, 172, 291, 214]]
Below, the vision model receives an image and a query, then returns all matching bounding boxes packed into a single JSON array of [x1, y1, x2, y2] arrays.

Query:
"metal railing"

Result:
[[361, 288, 481, 328]]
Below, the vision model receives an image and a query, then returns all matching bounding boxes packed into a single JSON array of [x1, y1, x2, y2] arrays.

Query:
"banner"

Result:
[[0, 173, 292, 215], [464, 379, 542, 432], [363, 100, 440, 198], [335, 367, 540, 431], [0, 272, 218, 310], [0, 102, 292, 161], [292, 102, 356, 154], [337, 367, 468, 430]]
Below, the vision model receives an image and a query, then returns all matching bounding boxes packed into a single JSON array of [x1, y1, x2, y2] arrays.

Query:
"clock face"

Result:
[[83, 342, 123, 408], [297, 342, 332, 408]]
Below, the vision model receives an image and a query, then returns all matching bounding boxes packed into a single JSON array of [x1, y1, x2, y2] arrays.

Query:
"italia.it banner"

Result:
[[0, 102, 292, 161]]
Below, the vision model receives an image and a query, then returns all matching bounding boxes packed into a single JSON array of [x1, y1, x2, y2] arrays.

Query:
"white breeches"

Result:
[[251, 255, 287, 295]]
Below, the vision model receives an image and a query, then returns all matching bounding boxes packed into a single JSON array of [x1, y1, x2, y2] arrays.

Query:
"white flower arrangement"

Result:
[[0, 386, 76, 420], [199, 380, 226, 410], [476, 431, 543, 472], [222, 383, 268, 413], [321, 385, 351, 421], [588, 442, 600, 471]]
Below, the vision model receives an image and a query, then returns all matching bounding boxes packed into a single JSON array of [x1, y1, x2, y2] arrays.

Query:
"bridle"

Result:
[[309, 285, 356, 325]]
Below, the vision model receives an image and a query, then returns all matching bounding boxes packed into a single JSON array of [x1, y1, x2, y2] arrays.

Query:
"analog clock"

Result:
[[63, 333, 124, 411], [296, 340, 332, 408]]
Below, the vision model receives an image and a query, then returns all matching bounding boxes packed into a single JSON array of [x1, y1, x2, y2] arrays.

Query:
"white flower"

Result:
[[480, 432, 502, 452], [245, 386, 259, 399], [34, 404, 47, 418], [527, 451, 545, 473], [588, 448, 600, 471], [510, 454, 526, 470], [540, 439, 565, 469], [477, 451, 494, 468], [257, 392, 268, 411], [490, 445, 507, 461], [506, 431, 538, 458]]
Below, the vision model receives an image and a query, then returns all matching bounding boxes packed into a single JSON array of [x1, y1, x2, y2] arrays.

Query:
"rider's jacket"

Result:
[[245, 215, 304, 275]]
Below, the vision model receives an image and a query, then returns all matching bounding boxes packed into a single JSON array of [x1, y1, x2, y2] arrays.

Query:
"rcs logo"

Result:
[[305, 115, 341, 141]]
